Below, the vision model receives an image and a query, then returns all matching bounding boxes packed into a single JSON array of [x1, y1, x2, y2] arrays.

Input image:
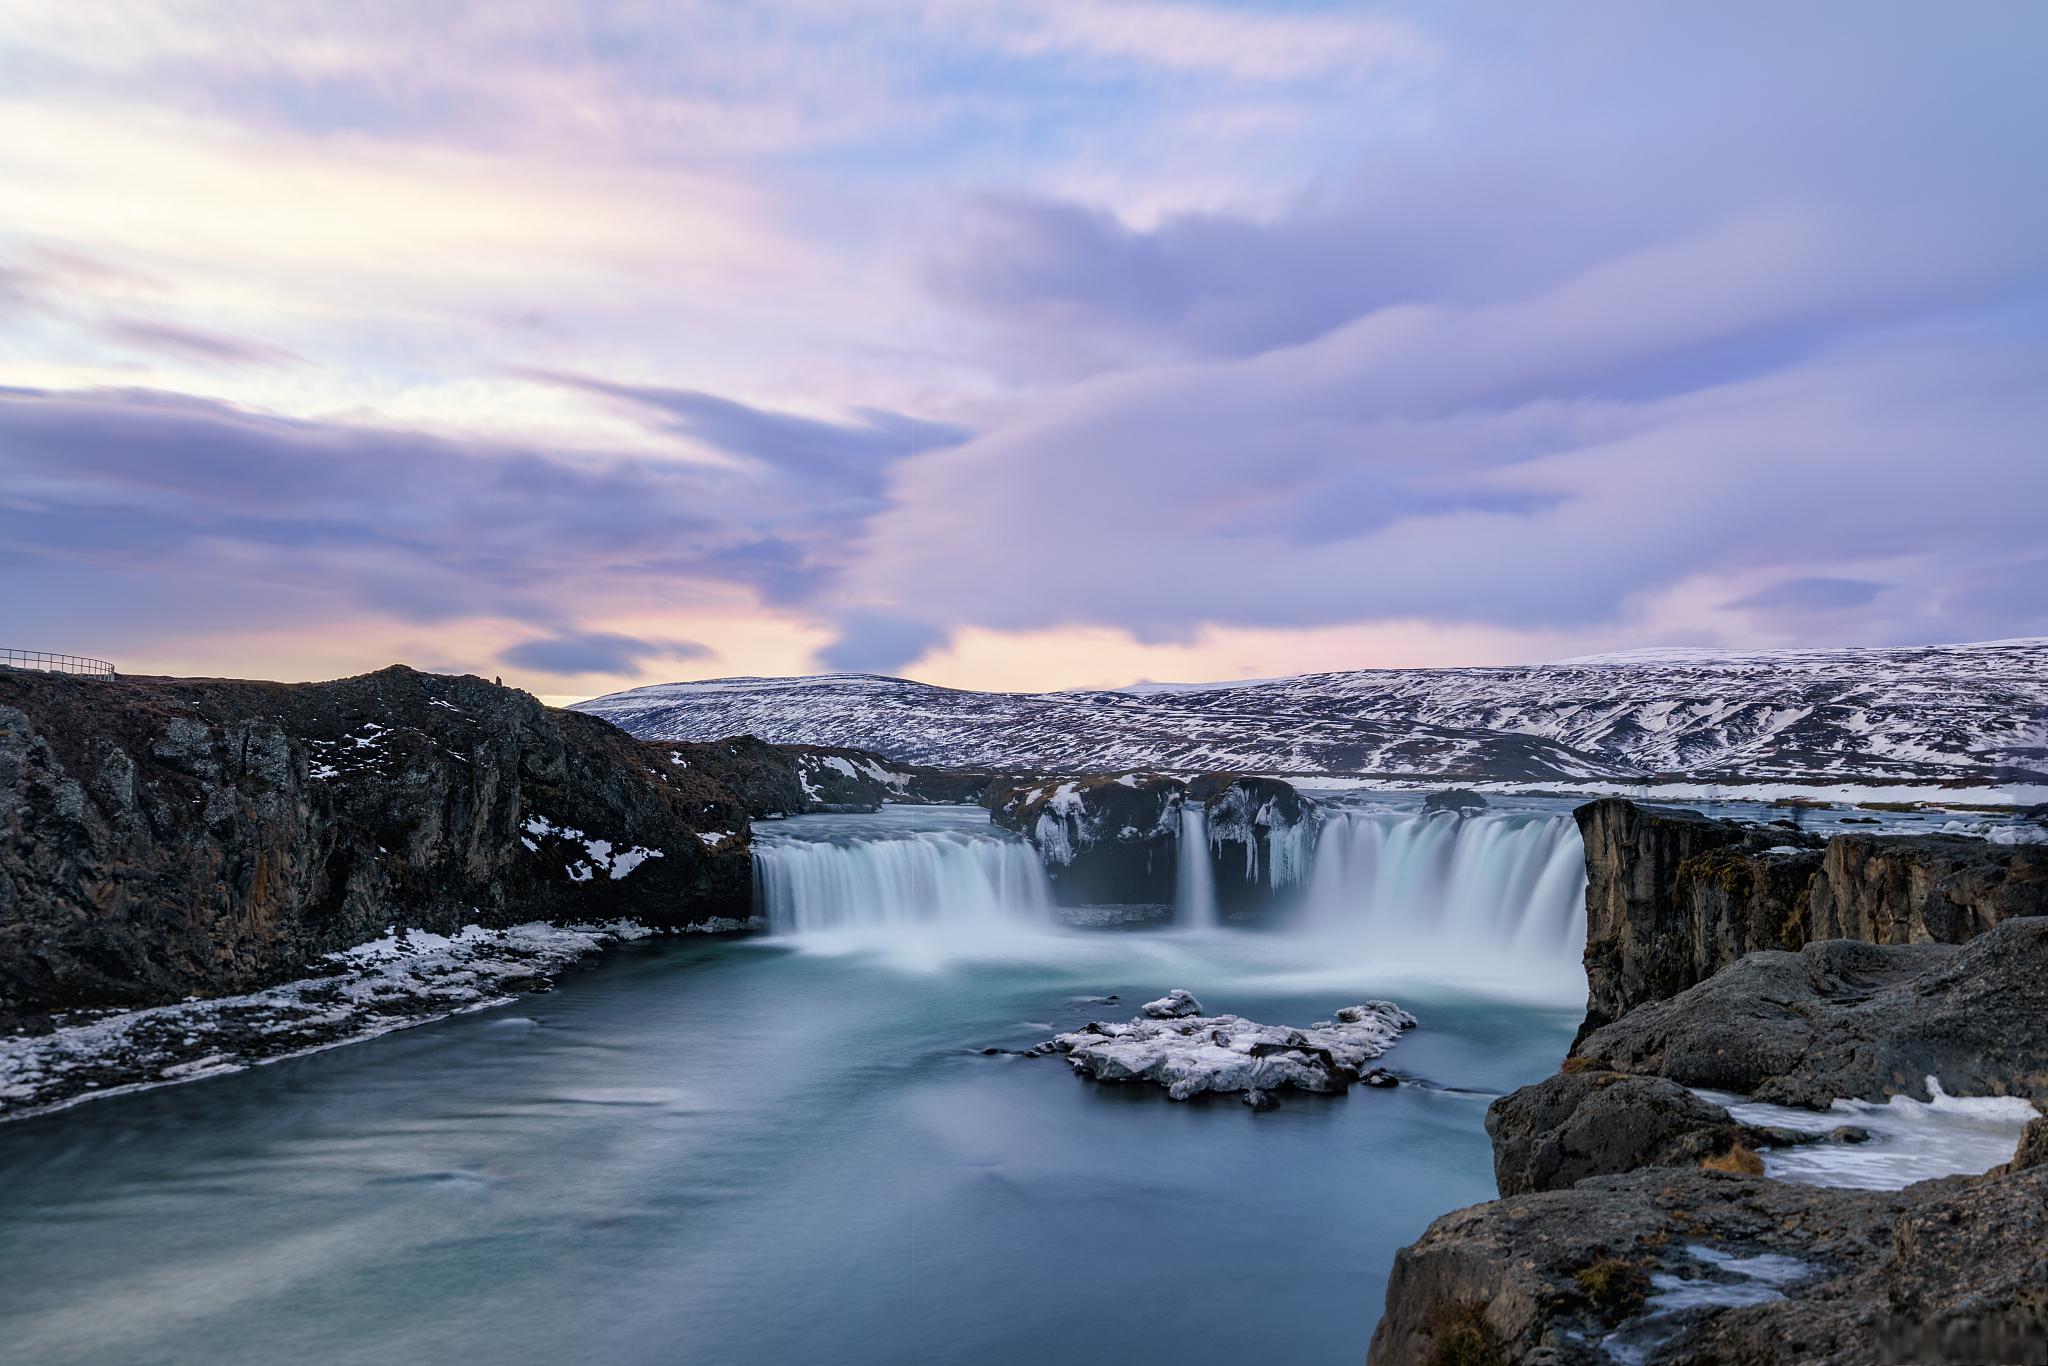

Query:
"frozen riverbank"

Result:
[[0, 920, 679, 1120]]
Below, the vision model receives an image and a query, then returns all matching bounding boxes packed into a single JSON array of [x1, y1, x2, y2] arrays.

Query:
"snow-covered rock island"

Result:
[[1036, 993, 1417, 1105]]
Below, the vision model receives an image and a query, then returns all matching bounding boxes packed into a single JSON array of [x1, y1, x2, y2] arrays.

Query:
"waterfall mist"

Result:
[[1296, 809, 1587, 989], [754, 827, 1054, 937], [747, 803, 1587, 997]]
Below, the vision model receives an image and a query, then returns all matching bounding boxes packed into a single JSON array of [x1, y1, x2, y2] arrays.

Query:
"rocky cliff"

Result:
[[660, 735, 1010, 817], [1188, 772, 1317, 905], [1371, 1157, 2048, 1364], [1375, 919, 2048, 1365], [1370, 801, 2048, 1364], [0, 665, 755, 1027], [985, 774, 1184, 903], [1576, 798, 2047, 1036], [984, 772, 1316, 907]]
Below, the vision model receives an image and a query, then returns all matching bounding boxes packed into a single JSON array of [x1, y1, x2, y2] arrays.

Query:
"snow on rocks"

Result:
[[1039, 995, 1417, 1101], [0, 921, 654, 1121], [680, 914, 767, 935], [520, 813, 665, 881], [1694, 1079, 2043, 1190]]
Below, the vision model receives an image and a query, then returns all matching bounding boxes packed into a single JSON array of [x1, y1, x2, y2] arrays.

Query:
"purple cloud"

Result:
[[1727, 578, 1886, 614], [0, 385, 884, 655], [526, 373, 971, 495], [816, 610, 950, 675], [498, 631, 710, 677]]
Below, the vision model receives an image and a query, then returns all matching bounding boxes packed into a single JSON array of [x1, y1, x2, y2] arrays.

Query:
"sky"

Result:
[[3, 2, 2045, 704]]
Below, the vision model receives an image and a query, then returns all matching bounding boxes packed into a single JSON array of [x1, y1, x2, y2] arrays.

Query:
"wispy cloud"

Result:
[[97, 317, 300, 368], [531, 372, 971, 489]]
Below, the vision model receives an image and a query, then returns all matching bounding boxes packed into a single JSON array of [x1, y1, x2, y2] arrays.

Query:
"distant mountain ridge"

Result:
[[573, 638, 2048, 788]]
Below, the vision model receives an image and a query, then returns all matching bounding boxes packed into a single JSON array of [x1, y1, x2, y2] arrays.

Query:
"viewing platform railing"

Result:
[[0, 649, 117, 679]]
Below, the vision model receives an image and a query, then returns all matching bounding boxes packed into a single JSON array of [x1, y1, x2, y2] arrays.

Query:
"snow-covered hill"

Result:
[[574, 639, 2048, 788]]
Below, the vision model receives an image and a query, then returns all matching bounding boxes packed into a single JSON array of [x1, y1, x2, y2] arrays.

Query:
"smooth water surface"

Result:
[[0, 932, 1575, 1364]]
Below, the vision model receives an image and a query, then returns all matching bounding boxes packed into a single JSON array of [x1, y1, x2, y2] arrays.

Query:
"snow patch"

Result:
[[521, 813, 665, 881], [1696, 1078, 2040, 1188], [0, 921, 655, 1121]]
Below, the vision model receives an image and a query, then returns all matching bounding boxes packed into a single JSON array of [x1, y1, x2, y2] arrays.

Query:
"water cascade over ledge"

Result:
[[1176, 802, 1220, 928], [1298, 809, 1588, 982], [754, 826, 1055, 935], [749, 802, 1589, 993]]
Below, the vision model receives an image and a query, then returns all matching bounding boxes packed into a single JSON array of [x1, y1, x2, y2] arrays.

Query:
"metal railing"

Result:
[[0, 649, 117, 678]]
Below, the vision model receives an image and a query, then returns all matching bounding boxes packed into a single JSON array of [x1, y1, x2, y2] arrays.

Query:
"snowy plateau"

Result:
[[575, 638, 2048, 789]]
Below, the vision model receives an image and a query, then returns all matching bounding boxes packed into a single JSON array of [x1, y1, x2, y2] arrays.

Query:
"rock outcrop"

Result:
[[985, 772, 1317, 907], [985, 774, 1186, 902], [656, 736, 1005, 817], [1576, 798, 2047, 1035], [0, 665, 754, 1027], [1370, 1163, 2048, 1365], [1188, 772, 1316, 907], [1571, 918, 2048, 1108], [1377, 919, 2048, 1363], [1485, 1070, 1759, 1197], [1423, 788, 1488, 816]]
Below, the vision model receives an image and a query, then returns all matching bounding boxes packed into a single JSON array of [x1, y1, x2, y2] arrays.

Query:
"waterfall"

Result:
[[1299, 809, 1587, 973], [1176, 802, 1219, 928], [754, 831, 1055, 936]]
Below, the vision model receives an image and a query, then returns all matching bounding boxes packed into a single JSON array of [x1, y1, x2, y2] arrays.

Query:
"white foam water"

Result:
[[754, 822, 1054, 937], [750, 802, 1588, 997], [1696, 1078, 2041, 1188], [1296, 809, 1587, 987], [1176, 803, 1220, 929], [1603, 1246, 1813, 1365]]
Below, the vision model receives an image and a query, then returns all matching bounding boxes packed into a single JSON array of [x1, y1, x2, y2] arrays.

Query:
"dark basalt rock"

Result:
[[900, 767, 1019, 806], [655, 736, 1008, 816], [0, 665, 754, 1028], [1486, 1070, 1759, 1197], [1422, 788, 1489, 816], [1574, 798, 2047, 1038], [1571, 917, 2048, 1107], [1369, 1164, 2048, 1366], [2001, 1117, 2048, 1174], [985, 773, 1184, 902], [650, 737, 882, 815], [1188, 772, 1316, 910], [652, 734, 817, 816], [986, 771, 1316, 908]]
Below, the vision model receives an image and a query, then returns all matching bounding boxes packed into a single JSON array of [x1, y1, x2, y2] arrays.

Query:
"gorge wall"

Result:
[[0, 665, 760, 1027], [1575, 797, 2048, 1037]]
